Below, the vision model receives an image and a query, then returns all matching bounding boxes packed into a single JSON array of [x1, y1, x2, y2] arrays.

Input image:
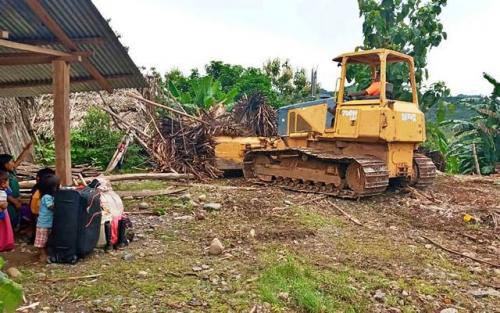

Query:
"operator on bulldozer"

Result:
[[348, 69, 382, 98]]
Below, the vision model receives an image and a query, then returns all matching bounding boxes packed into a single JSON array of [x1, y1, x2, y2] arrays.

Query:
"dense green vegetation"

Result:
[[36, 108, 148, 170], [154, 59, 318, 110]]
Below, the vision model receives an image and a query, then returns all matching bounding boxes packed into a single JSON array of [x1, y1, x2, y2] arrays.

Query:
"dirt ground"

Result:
[[1, 173, 499, 313]]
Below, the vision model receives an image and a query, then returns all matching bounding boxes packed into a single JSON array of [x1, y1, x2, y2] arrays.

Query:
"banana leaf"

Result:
[[0, 271, 23, 313]]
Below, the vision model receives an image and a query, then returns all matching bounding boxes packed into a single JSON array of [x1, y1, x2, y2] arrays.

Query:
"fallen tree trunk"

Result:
[[116, 187, 187, 198], [104, 173, 192, 182], [19, 172, 193, 189]]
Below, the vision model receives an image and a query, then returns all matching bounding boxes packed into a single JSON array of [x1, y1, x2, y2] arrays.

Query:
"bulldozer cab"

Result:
[[333, 49, 418, 106]]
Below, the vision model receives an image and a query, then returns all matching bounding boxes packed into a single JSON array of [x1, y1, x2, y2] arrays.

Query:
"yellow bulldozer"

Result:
[[216, 49, 436, 198]]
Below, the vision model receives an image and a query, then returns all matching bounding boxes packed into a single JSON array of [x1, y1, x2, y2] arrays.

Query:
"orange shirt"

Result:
[[366, 81, 381, 96], [30, 190, 41, 215]]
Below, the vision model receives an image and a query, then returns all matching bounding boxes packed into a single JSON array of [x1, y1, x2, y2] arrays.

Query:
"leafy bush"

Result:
[[35, 108, 148, 170]]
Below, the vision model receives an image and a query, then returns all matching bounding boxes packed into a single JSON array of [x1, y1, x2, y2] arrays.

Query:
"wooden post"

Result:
[[471, 143, 481, 176], [52, 60, 72, 185]]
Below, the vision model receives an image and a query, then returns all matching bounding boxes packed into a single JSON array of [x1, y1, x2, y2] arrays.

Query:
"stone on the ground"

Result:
[[198, 194, 207, 202], [180, 193, 192, 201], [174, 215, 194, 221], [470, 288, 500, 298], [204, 203, 222, 211], [36, 272, 47, 279], [249, 228, 256, 239], [277, 292, 289, 300], [209, 238, 224, 255], [122, 253, 135, 261], [192, 266, 203, 272], [6, 267, 22, 278], [373, 289, 386, 302], [138, 202, 149, 210], [201, 264, 210, 270], [137, 270, 148, 278], [284, 200, 293, 206], [440, 308, 458, 313]]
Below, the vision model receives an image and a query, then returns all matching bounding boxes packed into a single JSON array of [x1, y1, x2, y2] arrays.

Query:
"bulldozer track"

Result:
[[412, 153, 436, 188], [243, 148, 389, 199]]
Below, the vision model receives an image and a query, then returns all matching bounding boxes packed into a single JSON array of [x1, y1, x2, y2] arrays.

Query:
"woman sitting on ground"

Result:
[[0, 170, 15, 252]]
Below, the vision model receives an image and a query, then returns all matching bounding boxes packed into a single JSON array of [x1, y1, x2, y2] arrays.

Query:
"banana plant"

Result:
[[0, 258, 23, 313], [445, 73, 500, 174], [168, 76, 239, 114]]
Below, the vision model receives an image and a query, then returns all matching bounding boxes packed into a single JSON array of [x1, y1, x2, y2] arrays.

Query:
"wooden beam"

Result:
[[16, 36, 105, 46], [0, 74, 132, 89], [25, 0, 113, 93], [52, 60, 72, 186], [0, 51, 93, 66], [0, 54, 81, 66], [0, 38, 73, 57], [1, 30, 8, 39]]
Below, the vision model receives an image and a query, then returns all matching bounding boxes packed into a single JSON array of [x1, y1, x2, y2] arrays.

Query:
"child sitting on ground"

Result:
[[0, 170, 15, 252], [34, 173, 60, 262]]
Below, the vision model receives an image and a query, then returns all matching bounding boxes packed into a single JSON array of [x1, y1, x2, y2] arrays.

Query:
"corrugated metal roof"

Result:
[[0, 0, 147, 97]]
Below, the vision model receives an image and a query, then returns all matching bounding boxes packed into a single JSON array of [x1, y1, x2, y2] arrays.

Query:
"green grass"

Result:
[[112, 180, 169, 192], [258, 256, 368, 313], [294, 206, 344, 229]]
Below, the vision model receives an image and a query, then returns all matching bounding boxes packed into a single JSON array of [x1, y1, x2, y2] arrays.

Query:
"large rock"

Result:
[[203, 203, 222, 211], [208, 238, 224, 255], [6, 267, 22, 279]]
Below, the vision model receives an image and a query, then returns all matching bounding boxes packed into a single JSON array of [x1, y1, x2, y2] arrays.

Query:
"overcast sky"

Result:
[[93, 0, 500, 96]]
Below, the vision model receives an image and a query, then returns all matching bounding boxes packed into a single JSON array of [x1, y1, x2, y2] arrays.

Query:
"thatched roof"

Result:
[[31, 89, 150, 138], [0, 97, 33, 159]]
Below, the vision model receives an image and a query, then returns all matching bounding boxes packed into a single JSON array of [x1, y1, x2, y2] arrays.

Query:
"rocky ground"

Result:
[[1, 173, 499, 313]]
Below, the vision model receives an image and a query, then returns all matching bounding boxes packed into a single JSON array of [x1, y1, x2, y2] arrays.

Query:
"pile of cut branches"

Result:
[[146, 93, 277, 179], [233, 93, 277, 137]]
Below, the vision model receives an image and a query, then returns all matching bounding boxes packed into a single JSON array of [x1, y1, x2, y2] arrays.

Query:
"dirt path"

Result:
[[1, 175, 499, 312]]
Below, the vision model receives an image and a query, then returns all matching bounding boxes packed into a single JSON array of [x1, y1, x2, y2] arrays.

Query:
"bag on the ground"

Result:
[[47, 185, 102, 264], [94, 177, 125, 249]]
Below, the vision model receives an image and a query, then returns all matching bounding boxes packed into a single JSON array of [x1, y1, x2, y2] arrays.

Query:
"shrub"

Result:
[[35, 108, 149, 170]]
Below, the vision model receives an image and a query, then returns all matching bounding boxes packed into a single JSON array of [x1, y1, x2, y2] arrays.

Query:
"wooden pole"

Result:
[[53, 60, 72, 186], [471, 143, 481, 176], [126, 92, 207, 124]]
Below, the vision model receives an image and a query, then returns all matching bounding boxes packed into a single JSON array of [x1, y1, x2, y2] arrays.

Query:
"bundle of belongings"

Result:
[[47, 177, 132, 264]]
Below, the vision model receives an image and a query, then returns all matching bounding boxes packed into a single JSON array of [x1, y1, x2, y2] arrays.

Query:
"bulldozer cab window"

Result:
[[344, 63, 379, 101], [386, 60, 413, 102]]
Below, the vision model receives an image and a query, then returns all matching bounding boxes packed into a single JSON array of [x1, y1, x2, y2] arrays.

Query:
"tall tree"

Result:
[[263, 58, 318, 105], [357, 0, 448, 84], [356, 0, 453, 160]]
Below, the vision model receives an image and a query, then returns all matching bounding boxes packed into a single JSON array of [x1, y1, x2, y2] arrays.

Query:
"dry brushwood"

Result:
[[233, 93, 277, 137], [147, 92, 278, 179]]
